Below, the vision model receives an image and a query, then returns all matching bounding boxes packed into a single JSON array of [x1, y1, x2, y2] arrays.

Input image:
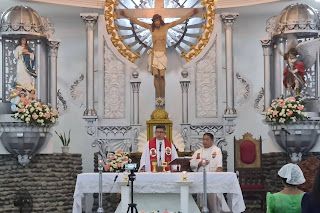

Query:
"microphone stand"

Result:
[[159, 142, 162, 166], [281, 128, 290, 163], [201, 160, 209, 213]]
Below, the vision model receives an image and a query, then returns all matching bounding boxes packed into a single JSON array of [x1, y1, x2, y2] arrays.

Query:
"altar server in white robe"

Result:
[[139, 125, 178, 172], [190, 133, 230, 213]]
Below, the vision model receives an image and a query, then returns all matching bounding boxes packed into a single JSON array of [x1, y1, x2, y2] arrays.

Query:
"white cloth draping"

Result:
[[73, 172, 246, 213]]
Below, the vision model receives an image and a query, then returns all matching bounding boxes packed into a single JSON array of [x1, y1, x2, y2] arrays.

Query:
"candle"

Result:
[[182, 171, 187, 181]]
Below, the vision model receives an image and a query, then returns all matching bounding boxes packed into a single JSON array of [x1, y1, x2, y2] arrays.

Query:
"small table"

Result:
[[73, 172, 246, 213]]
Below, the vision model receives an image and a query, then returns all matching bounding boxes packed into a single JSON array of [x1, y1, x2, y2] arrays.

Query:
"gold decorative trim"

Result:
[[105, 0, 214, 63], [104, 0, 140, 62], [181, 0, 215, 62]]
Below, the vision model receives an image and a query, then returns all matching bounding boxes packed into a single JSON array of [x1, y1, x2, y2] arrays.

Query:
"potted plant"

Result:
[[55, 130, 71, 153]]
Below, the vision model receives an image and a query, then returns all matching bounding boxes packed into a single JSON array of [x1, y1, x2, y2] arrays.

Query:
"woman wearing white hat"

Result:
[[267, 163, 306, 213]]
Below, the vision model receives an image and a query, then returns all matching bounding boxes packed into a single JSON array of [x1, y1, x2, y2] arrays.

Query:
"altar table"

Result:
[[73, 172, 246, 213]]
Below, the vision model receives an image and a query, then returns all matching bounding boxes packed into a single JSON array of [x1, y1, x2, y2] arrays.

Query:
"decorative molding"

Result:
[[98, 126, 132, 137], [93, 139, 132, 153], [80, 13, 98, 31], [181, 0, 215, 62], [104, 39, 125, 119], [57, 89, 67, 111], [104, 0, 140, 63], [86, 126, 96, 137], [196, 44, 217, 118], [47, 39, 60, 58], [70, 73, 85, 107], [254, 87, 264, 110], [260, 38, 272, 56], [190, 125, 223, 135], [236, 72, 250, 104], [221, 13, 238, 30]]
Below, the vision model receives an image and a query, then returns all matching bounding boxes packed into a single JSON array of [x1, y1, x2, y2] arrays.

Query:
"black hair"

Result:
[[203, 133, 214, 140], [284, 48, 299, 61], [155, 125, 166, 132], [281, 177, 298, 187], [310, 166, 320, 204], [151, 14, 165, 32]]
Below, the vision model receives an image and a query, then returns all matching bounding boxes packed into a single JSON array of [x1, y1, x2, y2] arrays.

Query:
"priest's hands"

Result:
[[198, 160, 209, 168], [216, 167, 222, 172], [140, 165, 145, 172]]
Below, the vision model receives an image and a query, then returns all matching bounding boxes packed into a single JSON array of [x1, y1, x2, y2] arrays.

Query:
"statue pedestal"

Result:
[[0, 114, 53, 166], [269, 119, 320, 162]]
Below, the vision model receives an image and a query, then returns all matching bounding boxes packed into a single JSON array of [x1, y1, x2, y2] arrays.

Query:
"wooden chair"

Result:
[[234, 133, 266, 212]]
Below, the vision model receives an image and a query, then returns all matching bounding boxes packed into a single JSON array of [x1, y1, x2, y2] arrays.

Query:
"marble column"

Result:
[[221, 13, 238, 115], [260, 38, 272, 110], [80, 13, 98, 117], [180, 70, 190, 124], [48, 39, 60, 109], [130, 70, 141, 125]]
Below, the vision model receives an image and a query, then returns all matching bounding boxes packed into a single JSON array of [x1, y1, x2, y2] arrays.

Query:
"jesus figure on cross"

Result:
[[120, 9, 198, 105]]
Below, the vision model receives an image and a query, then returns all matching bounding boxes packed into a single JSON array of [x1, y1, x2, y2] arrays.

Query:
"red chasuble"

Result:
[[149, 137, 172, 171]]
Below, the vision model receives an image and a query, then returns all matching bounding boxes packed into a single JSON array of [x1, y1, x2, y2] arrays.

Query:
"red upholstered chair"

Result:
[[234, 133, 266, 212]]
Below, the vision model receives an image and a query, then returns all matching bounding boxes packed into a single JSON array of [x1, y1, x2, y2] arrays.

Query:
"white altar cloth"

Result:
[[73, 172, 246, 213]]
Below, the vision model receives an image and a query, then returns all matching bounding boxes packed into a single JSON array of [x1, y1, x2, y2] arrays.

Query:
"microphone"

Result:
[[114, 174, 118, 182], [159, 141, 162, 164], [281, 128, 290, 135]]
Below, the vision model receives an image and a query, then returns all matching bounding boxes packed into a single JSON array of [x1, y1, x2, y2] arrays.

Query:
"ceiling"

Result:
[[0, 0, 319, 20]]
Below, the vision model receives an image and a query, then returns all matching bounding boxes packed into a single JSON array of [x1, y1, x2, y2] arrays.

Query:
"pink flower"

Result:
[[18, 108, 25, 113], [272, 110, 278, 116], [279, 102, 285, 107], [297, 105, 304, 111], [32, 113, 38, 119], [287, 110, 293, 116], [123, 157, 129, 161], [117, 163, 122, 167], [23, 100, 30, 106], [109, 156, 116, 160], [289, 97, 296, 101], [45, 113, 51, 118], [52, 109, 59, 116], [105, 164, 111, 171], [116, 150, 123, 154], [267, 107, 272, 112]]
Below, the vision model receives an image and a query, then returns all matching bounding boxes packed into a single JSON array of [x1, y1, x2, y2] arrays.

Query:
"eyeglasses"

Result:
[[155, 131, 165, 134]]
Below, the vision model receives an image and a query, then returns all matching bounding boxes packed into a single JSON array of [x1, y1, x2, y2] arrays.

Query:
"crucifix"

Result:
[[116, 0, 204, 106]]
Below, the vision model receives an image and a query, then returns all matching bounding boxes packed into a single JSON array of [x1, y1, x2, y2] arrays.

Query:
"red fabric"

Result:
[[149, 137, 172, 171], [240, 141, 256, 164], [240, 185, 264, 189], [283, 61, 306, 88]]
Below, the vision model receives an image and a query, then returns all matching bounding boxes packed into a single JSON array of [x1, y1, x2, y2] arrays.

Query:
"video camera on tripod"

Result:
[[125, 163, 139, 213]]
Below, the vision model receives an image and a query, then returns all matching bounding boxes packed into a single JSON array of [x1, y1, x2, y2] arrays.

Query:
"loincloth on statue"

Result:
[[147, 50, 167, 73]]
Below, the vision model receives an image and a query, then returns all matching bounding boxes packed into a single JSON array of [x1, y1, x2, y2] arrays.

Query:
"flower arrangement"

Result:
[[12, 100, 59, 126], [104, 149, 132, 172], [265, 96, 308, 124]]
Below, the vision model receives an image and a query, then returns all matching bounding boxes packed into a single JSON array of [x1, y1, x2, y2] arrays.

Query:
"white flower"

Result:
[[30, 107, 35, 112]]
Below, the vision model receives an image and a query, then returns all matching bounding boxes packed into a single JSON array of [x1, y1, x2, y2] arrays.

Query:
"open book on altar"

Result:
[[168, 157, 193, 172]]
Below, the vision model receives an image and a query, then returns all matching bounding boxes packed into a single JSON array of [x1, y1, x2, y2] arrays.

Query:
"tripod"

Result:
[[127, 170, 138, 213]]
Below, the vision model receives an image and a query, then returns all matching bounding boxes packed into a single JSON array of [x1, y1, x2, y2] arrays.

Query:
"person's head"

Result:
[[284, 48, 299, 63], [203, 133, 214, 148], [311, 166, 320, 202], [278, 163, 305, 187], [30, 89, 35, 94], [20, 91, 26, 97], [19, 37, 27, 46], [152, 14, 165, 32], [155, 125, 166, 140]]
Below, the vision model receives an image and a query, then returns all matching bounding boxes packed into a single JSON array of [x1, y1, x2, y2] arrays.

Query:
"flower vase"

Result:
[[61, 146, 69, 154]]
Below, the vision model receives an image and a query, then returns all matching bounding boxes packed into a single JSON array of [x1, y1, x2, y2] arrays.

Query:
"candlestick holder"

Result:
[[152, 160, 157, 173]]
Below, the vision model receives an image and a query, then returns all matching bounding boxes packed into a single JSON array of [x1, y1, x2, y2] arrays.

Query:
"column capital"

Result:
[[180, 80, 190, 93], [221, 13, 239, 30], [260, 38, 273, 56], [80, 13, 99, 31], [48, 39, 60, 57]]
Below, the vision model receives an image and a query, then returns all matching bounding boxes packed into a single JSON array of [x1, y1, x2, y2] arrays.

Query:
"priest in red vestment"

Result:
[[139, 125, 178, 172]]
